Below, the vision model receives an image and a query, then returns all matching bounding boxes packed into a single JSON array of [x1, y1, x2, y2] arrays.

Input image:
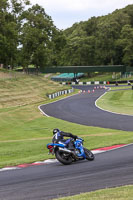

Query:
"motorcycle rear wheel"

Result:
[[84, 148, 95, 161], [55, 150, 72, 165]]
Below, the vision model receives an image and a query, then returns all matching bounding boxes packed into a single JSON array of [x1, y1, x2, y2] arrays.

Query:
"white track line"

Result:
[[38, 92, 78, 117]]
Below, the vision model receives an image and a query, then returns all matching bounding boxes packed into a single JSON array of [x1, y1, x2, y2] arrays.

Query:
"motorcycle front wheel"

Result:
[[55, 150, 72, 165], [84, 148, 95, 161]]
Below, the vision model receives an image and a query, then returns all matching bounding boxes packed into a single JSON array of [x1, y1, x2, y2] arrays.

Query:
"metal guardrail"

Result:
[[47, 88, 74, 99], [62, 81, 107, 85], [61, 80, 133, 85]]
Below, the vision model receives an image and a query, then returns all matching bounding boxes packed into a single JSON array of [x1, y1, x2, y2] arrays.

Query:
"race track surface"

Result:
[[1, 144, 133, 200], [40, 85, 133, 131]]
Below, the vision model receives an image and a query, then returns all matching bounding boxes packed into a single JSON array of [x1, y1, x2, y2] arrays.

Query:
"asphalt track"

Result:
[[40, 85, 133, 131], [1, 144, 133, 200], [1, 85, 133, 200]]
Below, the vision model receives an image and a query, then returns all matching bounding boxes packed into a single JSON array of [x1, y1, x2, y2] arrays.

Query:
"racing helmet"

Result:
[[53, 128, 60, 135]]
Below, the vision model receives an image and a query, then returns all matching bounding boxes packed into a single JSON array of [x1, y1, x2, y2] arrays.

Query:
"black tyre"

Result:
[[55, 150, 72, 165], [84, 148, 95, 161]]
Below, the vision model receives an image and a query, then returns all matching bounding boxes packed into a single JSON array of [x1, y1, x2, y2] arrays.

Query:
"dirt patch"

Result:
[[81, 132, 120, 137], [0, 132, 120, 143], [44, 74, 52, 78], [0, 137, 52, 143]]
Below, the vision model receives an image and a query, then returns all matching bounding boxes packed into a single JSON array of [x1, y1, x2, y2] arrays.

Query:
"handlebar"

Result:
[[71, 137, 84, 142]]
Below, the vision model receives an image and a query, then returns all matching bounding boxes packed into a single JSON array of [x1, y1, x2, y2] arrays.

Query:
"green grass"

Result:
[[54, 185, 133, 200], [97, 87, 133, 115], [80, 72, 133, 82], [0, 98, 133, 168], [2, 112, 133, 168], [0, 72, 72, 167], [110, 86, 132, 90], [80, 73, 114, 82]]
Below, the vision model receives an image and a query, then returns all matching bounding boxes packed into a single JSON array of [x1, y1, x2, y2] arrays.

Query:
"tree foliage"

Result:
[[1, 2, 133, 70], [0, 0, 65, 71], [61, 4, 133, 66]]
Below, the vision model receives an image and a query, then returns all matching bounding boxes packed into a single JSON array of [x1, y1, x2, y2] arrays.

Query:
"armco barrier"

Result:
[[61, 80, 133, 85], [62, 81, 106, 85], [47, 88, 74, 99]]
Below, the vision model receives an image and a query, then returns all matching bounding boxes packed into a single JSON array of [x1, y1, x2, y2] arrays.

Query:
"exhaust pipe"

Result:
[[59, 147, 80, 159], [59, 147, 72, 153]]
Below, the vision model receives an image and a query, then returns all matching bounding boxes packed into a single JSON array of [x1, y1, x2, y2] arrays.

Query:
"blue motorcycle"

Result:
[[47, 137, 94, 165]]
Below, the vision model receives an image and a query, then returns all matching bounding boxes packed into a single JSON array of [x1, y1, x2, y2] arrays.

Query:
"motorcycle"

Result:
[[47, 137, 94, 165]]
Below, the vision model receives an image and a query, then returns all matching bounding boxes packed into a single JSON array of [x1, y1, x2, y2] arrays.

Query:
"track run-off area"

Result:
[[1, 85, 133, 200]]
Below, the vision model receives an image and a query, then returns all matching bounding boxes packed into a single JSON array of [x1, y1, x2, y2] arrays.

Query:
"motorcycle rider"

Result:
[[52, 128, 78, 150]]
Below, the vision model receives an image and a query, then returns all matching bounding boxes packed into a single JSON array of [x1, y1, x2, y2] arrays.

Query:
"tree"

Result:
[[0, 0, 30, 68], [20, 4, 62, 72], [0, 0, 10, 67], [61, 5, 132, 66], [51, 29, 66, 66], [117, 24, 133, 66]]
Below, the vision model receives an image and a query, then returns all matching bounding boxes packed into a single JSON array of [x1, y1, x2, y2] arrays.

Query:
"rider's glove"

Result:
[[73, 135, 78, 140]]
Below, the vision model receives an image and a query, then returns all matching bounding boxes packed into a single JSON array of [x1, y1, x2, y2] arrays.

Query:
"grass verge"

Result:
[[1, 107, 133, 168], [54, 185, 133, 200], [80, 72, 133, 82], [97, 86, 133, 115]]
